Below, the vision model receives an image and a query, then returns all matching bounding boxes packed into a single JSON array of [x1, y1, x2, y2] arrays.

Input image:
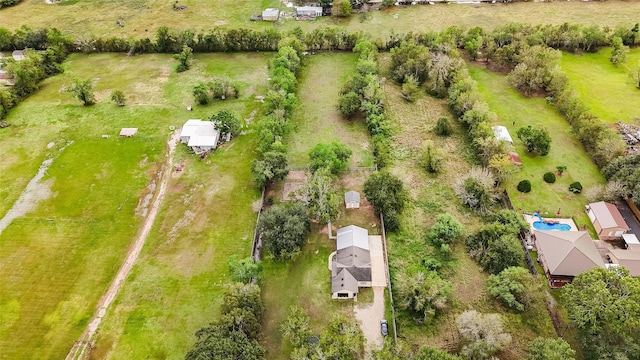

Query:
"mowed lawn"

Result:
[[287, 52, 373, 168], [468, 64, 606, 230], [560, 48, 640, 124], [2, 0, 640, 40], [0, 52, 270, 359]]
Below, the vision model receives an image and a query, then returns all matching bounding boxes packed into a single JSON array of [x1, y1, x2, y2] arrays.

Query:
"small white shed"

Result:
[[344, 191, 361, 209], [119, 128, 138, 137], [492, 125, 513, 144], [262, 8, 280, 21]]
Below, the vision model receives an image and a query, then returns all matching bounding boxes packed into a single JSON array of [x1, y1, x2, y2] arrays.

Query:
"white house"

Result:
[[180, 119, 220, 155], [492, 125, 513, 144], [12, 50, 26, 61]]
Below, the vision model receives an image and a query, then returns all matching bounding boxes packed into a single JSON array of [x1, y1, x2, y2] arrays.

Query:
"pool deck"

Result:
[[523, 214, 578, 232]]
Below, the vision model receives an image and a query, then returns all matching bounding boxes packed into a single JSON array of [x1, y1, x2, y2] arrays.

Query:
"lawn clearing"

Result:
[[0, 52, 270, 359], [560, 48, 640, 124], [468, 63, 606, 233], [381, 55, 556, 358], [287, 52, 373, 168], [2, 0, 640, 40]]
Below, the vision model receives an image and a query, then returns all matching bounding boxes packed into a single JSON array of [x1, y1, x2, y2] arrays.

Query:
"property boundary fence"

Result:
[[380, 214, 398, 346], [251, 188, 266, 263]]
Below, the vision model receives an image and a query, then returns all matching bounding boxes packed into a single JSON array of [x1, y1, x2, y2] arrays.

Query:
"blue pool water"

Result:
[[532, 221, 572, 231]]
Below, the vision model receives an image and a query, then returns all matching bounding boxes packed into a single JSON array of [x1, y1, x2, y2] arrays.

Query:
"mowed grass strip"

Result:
[[0, 52, 270, 359], [560, 48, 640, 124], [287, 52, 373, 168], [468, 63, 605, 230], [2, 0, 640, 40]]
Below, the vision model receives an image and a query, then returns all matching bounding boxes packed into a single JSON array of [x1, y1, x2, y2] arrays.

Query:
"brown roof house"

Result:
[[586, 201, 630, 240], [535, 230, 604, 288], [329, 225, 372, 299]]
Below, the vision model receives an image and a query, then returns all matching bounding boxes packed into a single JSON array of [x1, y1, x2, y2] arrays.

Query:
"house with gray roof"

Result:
[[329, 225, 372, 299], [262, 8, 280, 21], [535, 230, 604, 288], [344, 190, 361, 209]]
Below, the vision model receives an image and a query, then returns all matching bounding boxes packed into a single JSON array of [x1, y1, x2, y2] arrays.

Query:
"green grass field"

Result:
[[0, 52, 270, 359], [560, 48, 640, 124], [287, 52, 373, 168], [468, 63, 606, 232], [380, 57, 556, 358], [2, 0, 640, 40]]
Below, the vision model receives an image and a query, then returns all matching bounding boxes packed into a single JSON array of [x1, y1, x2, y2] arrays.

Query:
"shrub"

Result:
[[569, 182, 583, 194], [543, 172, 556, 183], [435, 117, 452, 136], [517, 180, 531, 193]]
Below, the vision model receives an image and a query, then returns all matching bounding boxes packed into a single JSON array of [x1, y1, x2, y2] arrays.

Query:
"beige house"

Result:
[[329, 225, 372, 299], [586, 201, 630, 240], [535, 230, 604, 288], [606, 234, 640, 276], [119, 128, 138, 137], [344, 191, 360, 209]]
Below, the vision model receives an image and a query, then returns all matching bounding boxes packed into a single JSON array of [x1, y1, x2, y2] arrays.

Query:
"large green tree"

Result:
[[212, 109, 242, 137], [516, 126, 551, 156], [562, 267, 640, 360], [257, 203, 310, 260], [251, 149, 289, 189], [65, 77, 96, 106], [298, 167, 341, 223], [602, 153, 640, 202], [308, 142, 352, 174], [227, 255, 262, 284], [186, 283, 265, 360], [364, 171, 407, 231], [395, 270, 451, 323], [487, 266, 539, 312]]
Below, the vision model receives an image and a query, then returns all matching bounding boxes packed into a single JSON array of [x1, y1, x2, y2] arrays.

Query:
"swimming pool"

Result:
[[532, 221, 572, 231]]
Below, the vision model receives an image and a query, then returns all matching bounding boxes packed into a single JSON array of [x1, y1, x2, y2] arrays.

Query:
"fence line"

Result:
[[380, 213, 398, 346], [251, 188, 266, 264]]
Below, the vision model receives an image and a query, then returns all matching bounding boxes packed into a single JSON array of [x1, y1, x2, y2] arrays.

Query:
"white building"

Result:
[[295, 6, 323, 18], [492, 125, 513, 144], [180, 119, 220, 155], [262, 8, 280, 21]]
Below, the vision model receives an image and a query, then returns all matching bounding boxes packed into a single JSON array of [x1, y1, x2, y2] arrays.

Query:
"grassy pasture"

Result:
[[468, 63, 605, 232], [2, 0, 640, 40], [560, 48, 640, 124], [287, 52, 373, 168], [0, 52, 270, 359], [380, 55, 555, 359]]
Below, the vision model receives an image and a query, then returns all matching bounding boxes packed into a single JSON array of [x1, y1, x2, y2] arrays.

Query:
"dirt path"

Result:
[[354, 286, 385, 355], [65, 132, 180, 360], [0, 141, 73, 235]]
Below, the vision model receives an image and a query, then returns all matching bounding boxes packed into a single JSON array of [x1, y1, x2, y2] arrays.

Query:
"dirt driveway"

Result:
[[354, 286, 386, 353]]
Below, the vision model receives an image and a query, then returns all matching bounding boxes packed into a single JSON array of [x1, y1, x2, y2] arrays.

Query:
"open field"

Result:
[[2, 1, 640, 40], [381, 55, 556, 359], [287, 52, 373, 168], [0, 52, 270, 359], [560, 48, 640, 124], [468, 63, 606, 233]]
